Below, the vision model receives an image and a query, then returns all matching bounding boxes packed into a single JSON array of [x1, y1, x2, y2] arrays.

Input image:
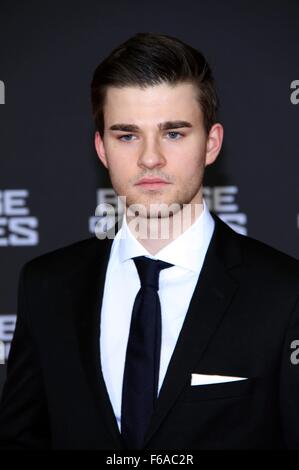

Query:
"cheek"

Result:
[[167, 136, 206, 168], [170, 152, 205, 181], [105, 158, 136, 197], [105, 147, 133, 178]]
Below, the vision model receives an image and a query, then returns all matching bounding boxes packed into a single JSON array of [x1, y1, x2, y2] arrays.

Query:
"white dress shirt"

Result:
[[100, 198, 215, 431]]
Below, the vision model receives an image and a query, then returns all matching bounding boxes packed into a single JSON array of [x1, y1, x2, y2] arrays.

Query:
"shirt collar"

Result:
[[115, 198, 215, 273]]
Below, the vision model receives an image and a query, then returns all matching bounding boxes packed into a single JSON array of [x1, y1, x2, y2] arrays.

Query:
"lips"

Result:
[[135, 177, 170, 185]]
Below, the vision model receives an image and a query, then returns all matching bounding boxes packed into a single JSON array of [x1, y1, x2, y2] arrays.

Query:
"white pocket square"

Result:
[[191, 373, 248, 385]]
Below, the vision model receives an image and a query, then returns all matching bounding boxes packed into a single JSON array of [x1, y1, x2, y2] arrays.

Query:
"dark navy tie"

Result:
[[121, 255, 173, 449]]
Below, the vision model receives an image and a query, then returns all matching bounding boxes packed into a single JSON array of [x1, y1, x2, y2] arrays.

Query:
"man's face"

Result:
[[95, 82, 223, 217]]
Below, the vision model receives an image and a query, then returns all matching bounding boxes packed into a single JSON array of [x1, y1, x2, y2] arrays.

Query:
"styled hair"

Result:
[[91, 32, 219, 136]]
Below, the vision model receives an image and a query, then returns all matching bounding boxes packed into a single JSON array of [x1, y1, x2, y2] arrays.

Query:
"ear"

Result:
[[94, 131, 108, 169], [205, 123, 224, 167]]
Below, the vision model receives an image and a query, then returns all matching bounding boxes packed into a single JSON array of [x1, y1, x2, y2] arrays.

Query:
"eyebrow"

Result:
[[109, 120, 193, 132]]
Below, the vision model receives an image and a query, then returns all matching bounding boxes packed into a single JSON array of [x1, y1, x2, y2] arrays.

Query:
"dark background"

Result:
[[0, 0, 298, 393]]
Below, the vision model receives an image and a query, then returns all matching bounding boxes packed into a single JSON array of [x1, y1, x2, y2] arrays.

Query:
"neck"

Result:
[[125, 198, 204, 255]]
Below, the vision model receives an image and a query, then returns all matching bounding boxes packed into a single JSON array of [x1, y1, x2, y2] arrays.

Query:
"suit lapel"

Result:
[[64, 228, 125, 448], [143, 213, 243, 446]]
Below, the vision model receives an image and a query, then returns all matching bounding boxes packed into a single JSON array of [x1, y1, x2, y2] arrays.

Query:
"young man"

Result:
[[0, 32, 298, 450]]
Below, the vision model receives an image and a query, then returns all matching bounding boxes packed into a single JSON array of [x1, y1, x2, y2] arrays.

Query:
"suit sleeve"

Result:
[[0, 263, 52, 449], [279, 293, 299, 449]]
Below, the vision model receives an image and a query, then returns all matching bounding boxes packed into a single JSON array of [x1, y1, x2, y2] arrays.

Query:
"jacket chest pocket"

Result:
[[181, 376, 258, 402]]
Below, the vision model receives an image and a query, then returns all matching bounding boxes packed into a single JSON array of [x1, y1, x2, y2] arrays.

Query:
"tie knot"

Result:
[[133, 256, 173, 290]]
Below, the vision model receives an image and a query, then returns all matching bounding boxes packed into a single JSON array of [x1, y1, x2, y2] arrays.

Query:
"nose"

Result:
[[137, 136, 166, 170]]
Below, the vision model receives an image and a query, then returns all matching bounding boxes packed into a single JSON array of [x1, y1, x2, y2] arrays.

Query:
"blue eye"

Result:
[[167, 131, 182, 140], [118, 134, 136, 142]]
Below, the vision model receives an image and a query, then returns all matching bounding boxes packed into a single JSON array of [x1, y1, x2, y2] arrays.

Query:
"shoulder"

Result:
[[241, 230, 298, 276], [212, 213, 299, 290], [19, 235, 111, 285]]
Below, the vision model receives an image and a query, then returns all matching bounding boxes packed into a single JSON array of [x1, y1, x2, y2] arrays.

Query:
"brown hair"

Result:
[[91, 32, 219, 136]]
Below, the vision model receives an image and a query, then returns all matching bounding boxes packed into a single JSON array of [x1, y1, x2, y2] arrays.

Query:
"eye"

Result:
[[118, 134, 136, 142], [167, 131, 183, 140]]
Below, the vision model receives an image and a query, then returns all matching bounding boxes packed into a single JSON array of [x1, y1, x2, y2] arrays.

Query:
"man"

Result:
[[0, 32, 298, 450]]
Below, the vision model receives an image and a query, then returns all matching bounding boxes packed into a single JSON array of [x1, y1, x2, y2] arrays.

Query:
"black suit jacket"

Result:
[[0, 213, 299, 450]]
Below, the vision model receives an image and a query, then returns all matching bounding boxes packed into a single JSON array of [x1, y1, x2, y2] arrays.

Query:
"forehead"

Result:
[[103, 82, 202, 123]]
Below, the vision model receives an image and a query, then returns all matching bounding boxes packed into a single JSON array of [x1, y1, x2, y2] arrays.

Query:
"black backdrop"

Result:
[[0, 0, 298, 393]]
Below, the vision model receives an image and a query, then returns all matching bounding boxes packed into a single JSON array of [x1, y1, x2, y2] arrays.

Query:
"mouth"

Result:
[[135, 178, 171, 190]]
